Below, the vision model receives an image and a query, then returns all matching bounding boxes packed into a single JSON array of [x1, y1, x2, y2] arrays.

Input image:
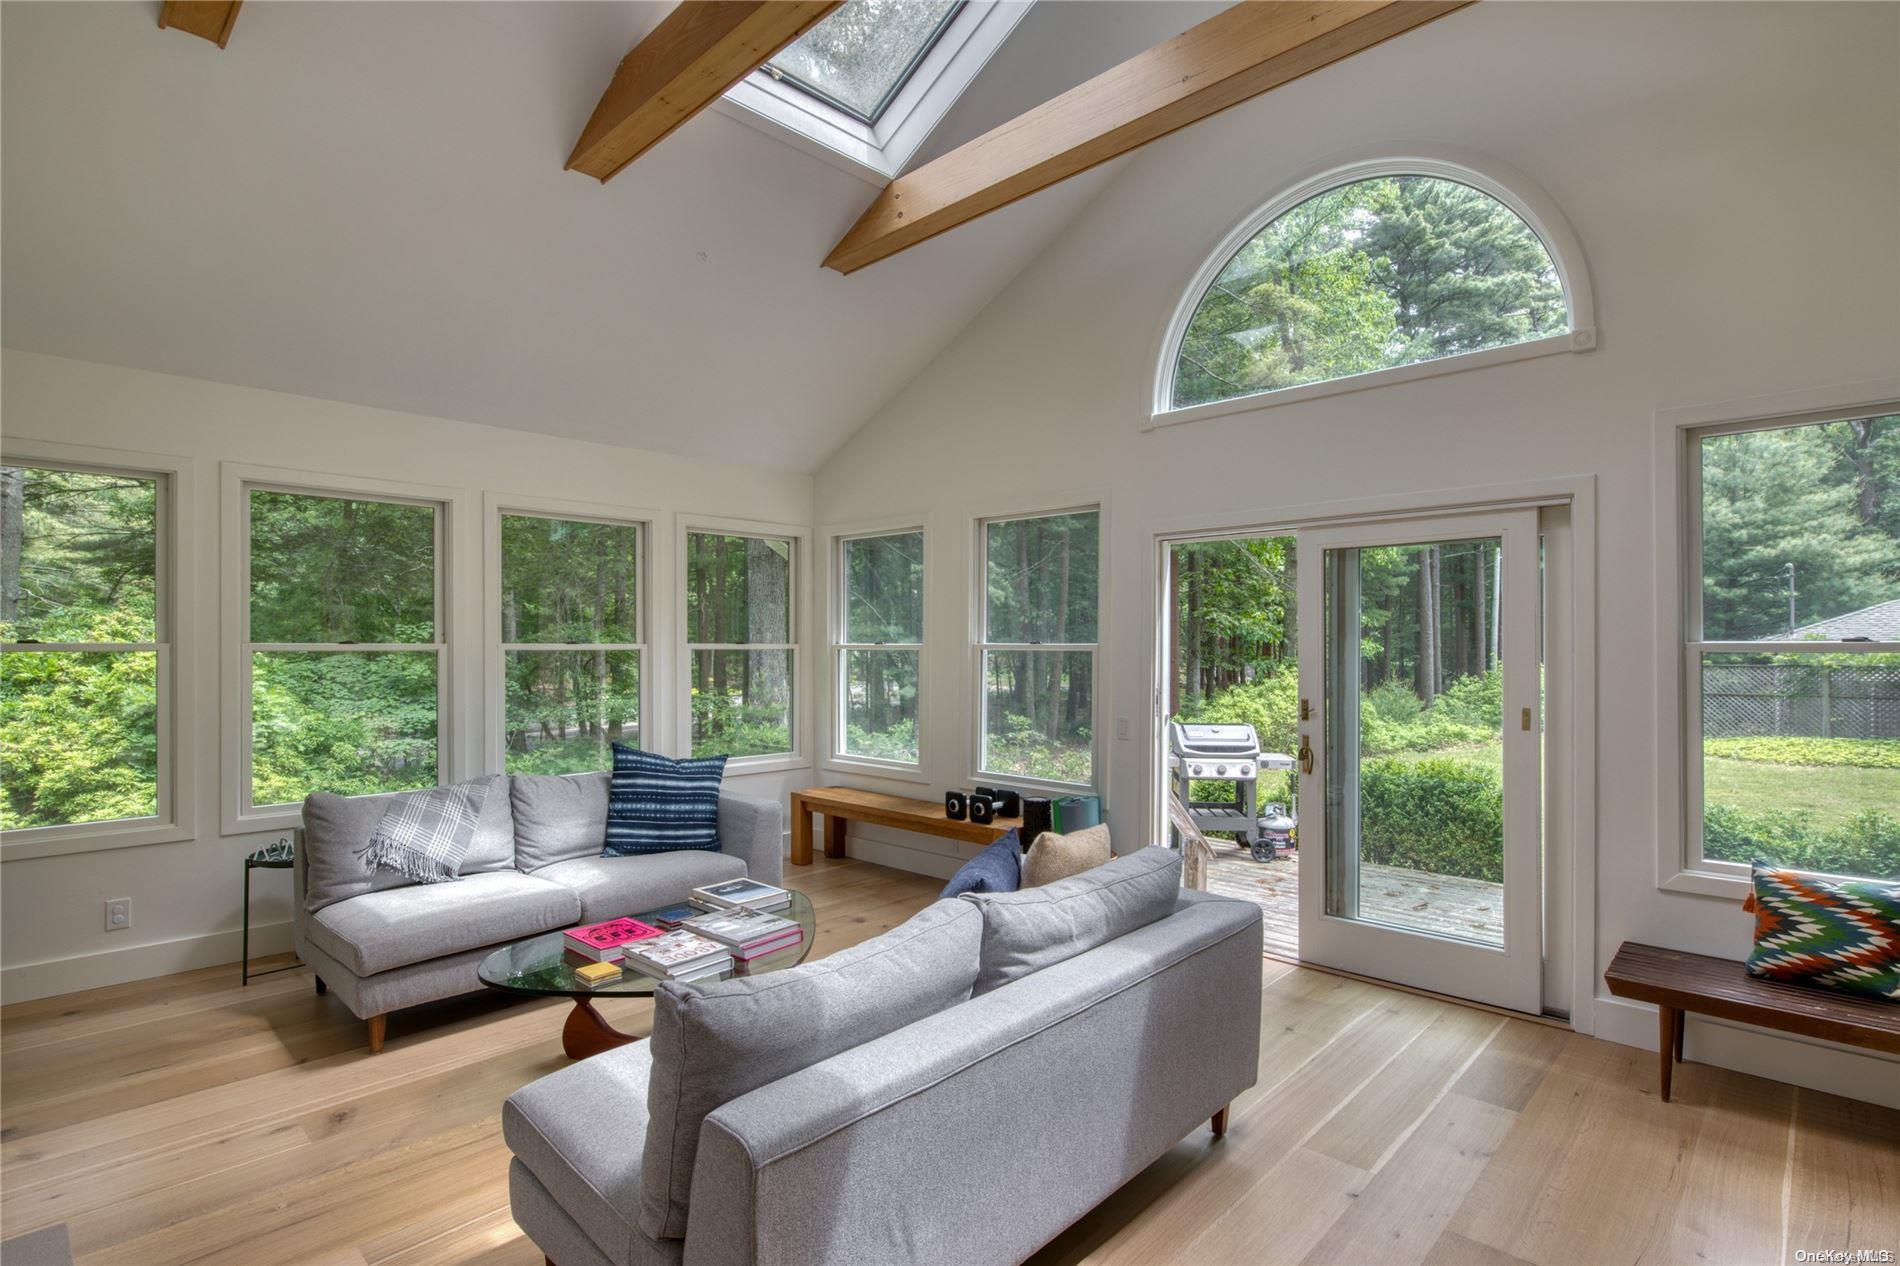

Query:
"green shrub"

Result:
[[1704, 737, 1900, 770], [1359, 757, 1502, 882], [1702, 804, 1900, 880]]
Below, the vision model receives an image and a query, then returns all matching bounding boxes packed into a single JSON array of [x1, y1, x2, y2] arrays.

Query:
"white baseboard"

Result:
[[1591, 993, 1900, 1110], [1, 920, 295, 1005]]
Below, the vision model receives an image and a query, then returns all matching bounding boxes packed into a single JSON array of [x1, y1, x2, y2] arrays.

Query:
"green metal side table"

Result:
[[242, 837, 296, 985]]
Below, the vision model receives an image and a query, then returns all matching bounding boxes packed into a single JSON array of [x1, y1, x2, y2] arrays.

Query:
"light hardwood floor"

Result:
[[2, 856, 1894, 1265]]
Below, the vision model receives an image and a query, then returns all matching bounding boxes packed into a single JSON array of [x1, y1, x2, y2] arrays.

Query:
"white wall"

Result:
[[0, 349, 817, 1002], [811, 2, 1900, 1104]]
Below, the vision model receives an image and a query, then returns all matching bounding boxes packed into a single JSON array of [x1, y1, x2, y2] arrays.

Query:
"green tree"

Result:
[[1701, 422, 1900, 639]]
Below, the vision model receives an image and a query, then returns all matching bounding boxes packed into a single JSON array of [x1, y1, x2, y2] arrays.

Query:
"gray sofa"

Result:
[[503, 846, 1264, 1266], [292, 771, 783, 1052]]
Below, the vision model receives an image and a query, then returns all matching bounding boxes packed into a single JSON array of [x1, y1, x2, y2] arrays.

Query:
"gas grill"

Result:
[[1167, 721, 1298, 862]]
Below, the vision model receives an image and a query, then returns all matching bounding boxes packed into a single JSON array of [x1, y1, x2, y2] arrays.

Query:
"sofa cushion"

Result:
[[961, 845, 1182, 994], [533, 850, 747, 923], [302, 776, 514, 914], [605, 745, 726, 857], [505, 1043, 667, 1266], [1023, 822, 1111, 887], [639, 898, 983, 1240], [512, 771, 612, 871], [306, 871, 580, 977]]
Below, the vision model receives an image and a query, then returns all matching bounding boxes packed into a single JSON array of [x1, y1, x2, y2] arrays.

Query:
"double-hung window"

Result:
[[243, 484, 445, 811], [977, 508, 1100, 788], [499, 512, 645, 773], [2, 462, 169, 837], [686, 530, 796, 760], [835, 528, 923, 767], [1685, 411, 1899, 882]]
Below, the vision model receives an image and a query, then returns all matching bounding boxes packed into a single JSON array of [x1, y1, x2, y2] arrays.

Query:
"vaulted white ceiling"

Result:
[[1, 1, 1224, 471]]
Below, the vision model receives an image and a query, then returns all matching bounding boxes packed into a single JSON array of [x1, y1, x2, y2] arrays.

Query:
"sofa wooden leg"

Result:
[[1211, 1105, 1229, 1139], [367, 1013, 387, 1054], [315, 975, 326, 996]]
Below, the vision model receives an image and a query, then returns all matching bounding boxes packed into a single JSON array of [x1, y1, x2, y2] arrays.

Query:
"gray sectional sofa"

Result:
[[503, 846, 1264, 1266], [292, 771, 783, 1052]]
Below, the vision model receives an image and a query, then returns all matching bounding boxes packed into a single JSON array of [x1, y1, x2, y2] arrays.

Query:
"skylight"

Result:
[[766, 1, 963, 125]]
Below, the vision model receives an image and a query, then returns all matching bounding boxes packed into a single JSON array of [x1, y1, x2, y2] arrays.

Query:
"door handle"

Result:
[[1298, 734, 1314, 775]]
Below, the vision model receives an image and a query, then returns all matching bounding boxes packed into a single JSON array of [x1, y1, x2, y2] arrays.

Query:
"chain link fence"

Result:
[[1703, 663, 1900, 739]]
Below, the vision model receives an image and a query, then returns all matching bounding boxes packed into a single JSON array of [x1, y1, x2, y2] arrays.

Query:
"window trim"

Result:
[[826, 521, 928, 781], [972, 501, 1104, 796], [1, 442, 195, 860], [1653, 379, 1900, 898], [678, 515, 810, 775], [485, 492, 657, 777], [714, 0, 1033, 185], [1148, 151, 1597, 432], [221, 463, 463, 835]]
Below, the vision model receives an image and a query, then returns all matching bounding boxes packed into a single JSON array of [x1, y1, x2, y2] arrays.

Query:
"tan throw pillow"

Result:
[[1023, 822, 1111, 887]]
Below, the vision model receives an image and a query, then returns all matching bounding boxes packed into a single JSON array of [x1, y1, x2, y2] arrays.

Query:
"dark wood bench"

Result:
[[1604, 941, 1900, 1100], [789, 786, 1022, 866]]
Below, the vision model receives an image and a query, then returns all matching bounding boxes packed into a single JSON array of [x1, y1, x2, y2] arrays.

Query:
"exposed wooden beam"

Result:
[[825, 0, 1472, 274], [157, 0, 242, 49], [568, 0, 842, 183]]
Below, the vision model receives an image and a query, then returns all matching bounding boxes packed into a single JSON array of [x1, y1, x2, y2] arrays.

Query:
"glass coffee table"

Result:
[[478, 891, 817, 1058]]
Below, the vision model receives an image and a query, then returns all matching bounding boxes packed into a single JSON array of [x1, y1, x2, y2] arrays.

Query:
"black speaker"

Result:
[[944, 790, 968, 821], [969, 795, 995, 825], [1021, 797, 1053, 848], [974, 786, 1023, 818]]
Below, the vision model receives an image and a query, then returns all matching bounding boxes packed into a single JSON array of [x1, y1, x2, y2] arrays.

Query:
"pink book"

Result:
[[730, 928, 805, 962], [563, 917, 661, 962]]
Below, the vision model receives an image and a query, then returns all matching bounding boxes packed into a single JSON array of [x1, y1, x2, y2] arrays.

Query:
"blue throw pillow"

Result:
[[940, 831, 1022, 899], [604, 744, 727, 857]]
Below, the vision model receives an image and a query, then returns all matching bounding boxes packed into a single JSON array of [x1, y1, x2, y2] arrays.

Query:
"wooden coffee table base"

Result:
[[561, 996, 639, 1060]]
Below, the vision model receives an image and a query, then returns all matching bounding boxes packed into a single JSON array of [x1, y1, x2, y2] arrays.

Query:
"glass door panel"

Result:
[[1297, 509, 1542, 1013], [1323, 536, 1506, 946]]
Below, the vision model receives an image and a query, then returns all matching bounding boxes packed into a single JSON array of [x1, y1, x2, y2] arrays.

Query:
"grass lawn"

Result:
[[1381, 740, 1899, 835], [1701, 754, 1900, 831]]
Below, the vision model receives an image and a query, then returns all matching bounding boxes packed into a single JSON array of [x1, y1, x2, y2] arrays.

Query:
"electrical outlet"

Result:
[[105, 898, 131, 931], [1115, 717, 1130, 740]]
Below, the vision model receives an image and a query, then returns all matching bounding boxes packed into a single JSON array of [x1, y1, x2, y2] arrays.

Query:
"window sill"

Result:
[[1146, 329, 1596, 432], [720, 754, 812, 779], [1659, 866, 1750, 900], [822, 755, 931, 786], [2, 819, 193, 861], [972, 771, 1098, 800]]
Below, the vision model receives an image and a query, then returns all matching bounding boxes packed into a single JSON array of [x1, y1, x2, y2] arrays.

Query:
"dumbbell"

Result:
[[945, 790, 969, 821], [974, 786, 1023, 818]]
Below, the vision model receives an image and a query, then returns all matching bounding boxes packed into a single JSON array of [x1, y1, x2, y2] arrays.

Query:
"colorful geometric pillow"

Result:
[[1743, 861, 1900, 1001], [603, 744, 727, 857]]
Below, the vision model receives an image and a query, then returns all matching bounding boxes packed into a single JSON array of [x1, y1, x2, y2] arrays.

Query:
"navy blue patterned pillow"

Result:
[[603, 744, 727, 857]]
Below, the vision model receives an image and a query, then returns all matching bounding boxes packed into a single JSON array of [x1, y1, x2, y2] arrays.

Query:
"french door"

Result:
[[1295, 509, 1543, 1013]]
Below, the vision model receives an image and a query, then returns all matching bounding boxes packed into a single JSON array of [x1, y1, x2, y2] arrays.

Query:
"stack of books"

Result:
[[682, 907, 805, 962], [689, 878, 794, 914], [562, 917, 661, 962], [619, 929, 733, 982]]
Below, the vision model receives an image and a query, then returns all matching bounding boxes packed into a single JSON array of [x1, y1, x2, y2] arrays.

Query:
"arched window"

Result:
[[1160, 164, 1589, 416]]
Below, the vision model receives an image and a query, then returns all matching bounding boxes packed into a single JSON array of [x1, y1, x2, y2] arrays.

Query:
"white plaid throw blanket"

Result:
[[358, 779, 491, 884]]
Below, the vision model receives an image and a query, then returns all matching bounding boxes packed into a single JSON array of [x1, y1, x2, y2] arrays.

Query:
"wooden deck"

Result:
[[1206, 847, 1504, 960]]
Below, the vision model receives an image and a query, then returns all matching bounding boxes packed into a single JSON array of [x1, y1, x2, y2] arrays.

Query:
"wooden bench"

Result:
[[1603, 941, 1900, 1100], [789, 786, 1022, 866]]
